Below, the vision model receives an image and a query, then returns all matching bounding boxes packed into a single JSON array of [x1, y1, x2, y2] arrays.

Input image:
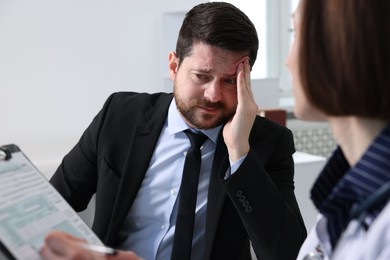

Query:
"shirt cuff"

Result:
[[224, 154, 247, 180]]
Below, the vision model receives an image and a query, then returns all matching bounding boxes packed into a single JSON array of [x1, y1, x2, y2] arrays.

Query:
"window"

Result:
[[223, 0, 267, 79], [224, 0, 300, 109]]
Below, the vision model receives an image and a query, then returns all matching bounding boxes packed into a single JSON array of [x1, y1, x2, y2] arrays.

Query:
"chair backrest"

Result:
[[257, 109, 287, 126]]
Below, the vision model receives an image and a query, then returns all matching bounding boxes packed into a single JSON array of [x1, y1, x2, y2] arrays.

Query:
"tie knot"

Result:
[[184, 129, 207, 149]]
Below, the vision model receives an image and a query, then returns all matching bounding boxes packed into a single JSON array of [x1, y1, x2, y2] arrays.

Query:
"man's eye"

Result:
[[196, 74, 208, 80], [225, 79, 237, 85], [194, 74, 211, 82]]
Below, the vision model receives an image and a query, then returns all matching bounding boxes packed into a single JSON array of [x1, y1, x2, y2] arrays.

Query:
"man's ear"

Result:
[[168, 51, 178, 80]]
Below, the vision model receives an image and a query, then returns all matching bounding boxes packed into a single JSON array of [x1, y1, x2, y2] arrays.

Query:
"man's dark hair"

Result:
[[175, 2, 259, 69]]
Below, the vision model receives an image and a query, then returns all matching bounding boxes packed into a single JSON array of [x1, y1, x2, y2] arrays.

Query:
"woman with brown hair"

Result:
[[288, 0, 390, 259]]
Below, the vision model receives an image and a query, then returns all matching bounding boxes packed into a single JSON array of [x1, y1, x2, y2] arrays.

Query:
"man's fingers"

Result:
[[237, 60, 257, 111]]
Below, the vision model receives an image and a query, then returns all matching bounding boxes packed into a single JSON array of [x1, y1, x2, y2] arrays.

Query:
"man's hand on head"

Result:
[[223, 59, 258, 162]]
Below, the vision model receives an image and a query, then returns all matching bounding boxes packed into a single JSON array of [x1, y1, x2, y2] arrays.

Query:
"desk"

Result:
[[293, 152, 326, 231]]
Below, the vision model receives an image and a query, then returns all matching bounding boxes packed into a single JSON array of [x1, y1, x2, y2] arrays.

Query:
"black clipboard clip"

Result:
[[0, 146, 12, 161]]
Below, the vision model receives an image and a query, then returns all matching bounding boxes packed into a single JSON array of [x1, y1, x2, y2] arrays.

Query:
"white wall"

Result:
[[0, 0, 203, 163]]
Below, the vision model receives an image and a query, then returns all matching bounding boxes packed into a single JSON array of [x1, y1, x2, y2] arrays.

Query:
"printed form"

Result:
[[0, 151, 102, 260]]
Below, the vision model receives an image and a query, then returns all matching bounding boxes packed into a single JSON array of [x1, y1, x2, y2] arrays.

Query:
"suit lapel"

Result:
[[106, 93, 173, 243]]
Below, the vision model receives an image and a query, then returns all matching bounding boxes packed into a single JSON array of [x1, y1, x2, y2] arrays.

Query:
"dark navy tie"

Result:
[[171, 130, 207, 260]]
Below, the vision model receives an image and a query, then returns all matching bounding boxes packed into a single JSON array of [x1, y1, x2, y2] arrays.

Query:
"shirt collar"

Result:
[[167, 98, 222, 144], [311, 123, 390, 247], [311, 123, 390, 209]]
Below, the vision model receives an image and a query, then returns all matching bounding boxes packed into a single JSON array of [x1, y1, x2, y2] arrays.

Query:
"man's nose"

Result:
[[204, 80, 222, 102]]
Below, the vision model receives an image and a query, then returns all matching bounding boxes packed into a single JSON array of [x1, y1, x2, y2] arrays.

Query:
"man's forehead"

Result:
[[191, 42, 248, 59], [193, 67, 237, 77], [189, 50, 248, 74]]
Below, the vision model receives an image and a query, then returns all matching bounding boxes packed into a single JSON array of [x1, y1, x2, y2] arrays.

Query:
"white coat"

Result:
[[297, 201, 390, 260]]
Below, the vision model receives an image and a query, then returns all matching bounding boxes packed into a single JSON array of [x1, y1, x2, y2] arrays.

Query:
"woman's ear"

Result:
[[168, 51, 178, 80]]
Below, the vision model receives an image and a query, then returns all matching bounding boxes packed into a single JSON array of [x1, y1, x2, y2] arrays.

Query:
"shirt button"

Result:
[[161, 224, 165, 230], [183, 151, 187, 156], [170, 189, 176, 196]]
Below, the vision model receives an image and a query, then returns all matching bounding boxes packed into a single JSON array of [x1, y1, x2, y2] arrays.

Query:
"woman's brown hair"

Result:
[[299, 0, 390, 120]]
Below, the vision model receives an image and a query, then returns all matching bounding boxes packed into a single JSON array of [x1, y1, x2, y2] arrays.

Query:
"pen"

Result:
[[79, 243, 118, 256]]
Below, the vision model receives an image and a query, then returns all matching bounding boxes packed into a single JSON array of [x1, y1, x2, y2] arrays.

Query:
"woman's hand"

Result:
[[40, 231, 142, 260]]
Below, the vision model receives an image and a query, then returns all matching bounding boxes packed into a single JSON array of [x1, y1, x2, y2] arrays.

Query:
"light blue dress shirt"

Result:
[[118, 99, 221, 260]]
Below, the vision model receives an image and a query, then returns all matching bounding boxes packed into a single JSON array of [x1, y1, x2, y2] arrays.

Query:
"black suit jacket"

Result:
[[51, 92, 306, 260]]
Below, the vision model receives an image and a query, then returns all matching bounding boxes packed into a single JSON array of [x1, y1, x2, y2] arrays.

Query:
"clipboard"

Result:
[[0, 144, 103, 260]]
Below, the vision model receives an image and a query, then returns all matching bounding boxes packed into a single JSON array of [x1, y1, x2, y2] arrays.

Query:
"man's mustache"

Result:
[[196, 99, 225, 110]]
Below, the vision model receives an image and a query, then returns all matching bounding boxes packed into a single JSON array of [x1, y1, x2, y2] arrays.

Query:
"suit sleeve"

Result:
[[50, 93, 117, 211], [220, 125, 307, 260]]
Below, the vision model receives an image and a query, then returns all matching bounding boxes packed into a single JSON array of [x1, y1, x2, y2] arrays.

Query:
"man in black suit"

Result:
[[41, 2, 306, 260]]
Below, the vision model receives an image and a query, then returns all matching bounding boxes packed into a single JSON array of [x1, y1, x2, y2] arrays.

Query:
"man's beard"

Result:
[[175, 95, 236, 130]]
